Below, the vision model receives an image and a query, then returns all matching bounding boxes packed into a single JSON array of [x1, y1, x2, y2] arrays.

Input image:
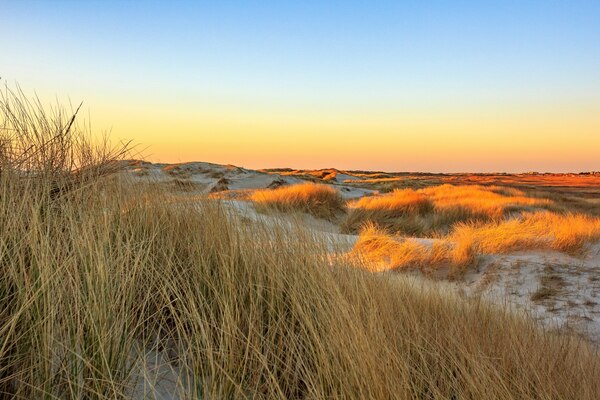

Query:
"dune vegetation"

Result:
[[350, 223, 455, 273], [342, 184, 552, 235], [3, 90, 600, 398], [450, 211, 600, 260], [352, 211, 600, 273], [251, 182, 344, 220]]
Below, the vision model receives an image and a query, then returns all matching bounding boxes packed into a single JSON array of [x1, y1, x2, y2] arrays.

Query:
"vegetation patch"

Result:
[[251, 182, 344, 220], [350, 223, 457, 273], [351, 211, 600, 274], [343, 184, 552, 235]]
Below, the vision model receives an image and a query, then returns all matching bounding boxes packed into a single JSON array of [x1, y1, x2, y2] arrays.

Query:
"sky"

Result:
[[2, 1, 599, 172]]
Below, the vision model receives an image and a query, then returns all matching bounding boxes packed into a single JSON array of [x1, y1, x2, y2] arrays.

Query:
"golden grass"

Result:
[[422, 184, 549, 217], [343, 184, 552, 235], [351, 223, 453, 272], [251, 182, 344, 220], [351, 211, 600, 273], [3, 88, 600, 398], [350, 188, 432, 213], [451, 211, 600, 256]]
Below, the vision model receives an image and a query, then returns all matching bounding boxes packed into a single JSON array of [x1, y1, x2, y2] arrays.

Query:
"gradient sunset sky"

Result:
[[3, 1, 599, 172]]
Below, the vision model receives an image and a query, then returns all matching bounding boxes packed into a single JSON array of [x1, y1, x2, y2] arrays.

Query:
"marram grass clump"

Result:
[[252, 182, 344, 220]]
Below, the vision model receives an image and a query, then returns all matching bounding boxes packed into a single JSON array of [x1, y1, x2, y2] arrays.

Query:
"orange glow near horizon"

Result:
[[87, 97, 600, 173]]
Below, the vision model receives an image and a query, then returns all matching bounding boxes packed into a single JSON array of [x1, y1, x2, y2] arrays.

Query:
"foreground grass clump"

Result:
[[2, 89, 600, 398], [251, 182, 344, 219], [343, 184, 551, 235], [4, 185, 600, 399]]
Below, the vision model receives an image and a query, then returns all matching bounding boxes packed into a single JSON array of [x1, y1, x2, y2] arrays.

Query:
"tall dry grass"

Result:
[[343, 184, 552, 235], [421, 184, 550, 217], [251, 182, 344, 220], [2, 89, 600, 398], [351, 223, 453, 273], [450, 211, 600, 265], [352, 211, 600, 273]]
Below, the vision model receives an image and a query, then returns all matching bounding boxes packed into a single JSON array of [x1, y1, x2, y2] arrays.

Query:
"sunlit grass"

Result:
[[351, 223, 453, 272], [349, 188, 432, 213], [251, 182, 344, 220], [351, 211, 600, 273], [421, 184, 550, 218], [451, 211, 600, 257], [343, 184, 552, 235]]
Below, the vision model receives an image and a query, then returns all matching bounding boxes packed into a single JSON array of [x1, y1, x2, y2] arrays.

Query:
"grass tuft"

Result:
[[251, 182, 344, 220], [343, 184, 552, 235], [351, 211, 600, 274], [351, 223, 455, 272], [451, 211, 600, 255]]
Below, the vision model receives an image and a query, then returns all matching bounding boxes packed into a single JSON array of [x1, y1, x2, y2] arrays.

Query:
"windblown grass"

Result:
[[251, 182, 344, 220], [348, 188, 432, 214], [4, 182, 600, 399], [343, 184, 552, 235], [2, 88, 600, 398], [352, 211, 600, 273], [450, 211, 600, 263], [422, 184, 550, 217], [351, 223, 453, 273]]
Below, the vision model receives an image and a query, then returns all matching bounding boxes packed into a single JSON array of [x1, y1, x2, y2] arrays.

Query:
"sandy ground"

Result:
[[123, 160, 600, 398], [461, 244, 600, 343], [122, 160, 374, 199]]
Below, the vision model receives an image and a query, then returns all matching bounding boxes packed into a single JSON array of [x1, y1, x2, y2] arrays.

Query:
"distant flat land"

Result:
[[263, 168, 600, 204]]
